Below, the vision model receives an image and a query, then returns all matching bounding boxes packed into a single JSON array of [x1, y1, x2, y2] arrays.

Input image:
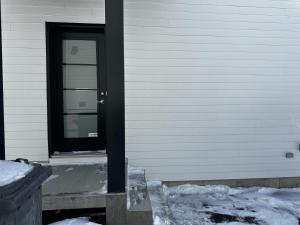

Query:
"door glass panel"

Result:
[[62, 39, 98, 139], [63, 65, 97, 89], [64, 114, 97, 138], [64, 90, 97, 114], [63, 40, 97, 64]]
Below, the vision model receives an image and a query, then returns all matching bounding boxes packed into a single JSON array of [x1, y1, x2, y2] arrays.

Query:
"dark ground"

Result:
[[43, 208, 106, 225]]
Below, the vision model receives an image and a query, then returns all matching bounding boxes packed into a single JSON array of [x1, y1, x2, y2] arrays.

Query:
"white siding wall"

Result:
[[3, 0, 300, 181], [124, 0, 300, 180], [1, 0, 105, 161]]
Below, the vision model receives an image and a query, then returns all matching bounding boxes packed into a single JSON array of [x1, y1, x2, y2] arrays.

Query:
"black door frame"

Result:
[[46, 22, 106, 154], [0, 2, 4, 160]]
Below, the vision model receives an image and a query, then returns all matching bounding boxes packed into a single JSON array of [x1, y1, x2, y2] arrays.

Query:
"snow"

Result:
[[149, 184, 300, 225], [43, 174, 60, 184], [65, 167, 74, 172], [127, 167, 147, 209], [49, 218, 101, 225], [0, 160, 33, 187], [148, 181, 176, 225]]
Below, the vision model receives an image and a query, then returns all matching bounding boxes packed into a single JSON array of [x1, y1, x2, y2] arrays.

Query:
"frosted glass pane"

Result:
[[64, 90, 97, 114], [63, 40, 96, 64], [64, 115, 97, 138], [63, 65, 97, 89]]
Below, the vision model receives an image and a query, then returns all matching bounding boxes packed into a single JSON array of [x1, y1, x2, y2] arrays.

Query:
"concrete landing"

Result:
[[42, 162, 107, 210], [127, 168, 153, 225]]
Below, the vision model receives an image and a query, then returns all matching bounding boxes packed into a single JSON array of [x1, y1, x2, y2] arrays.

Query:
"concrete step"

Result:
[[148, 181, 177, 225], [42, 162, 107, 210], [127, 167, 153, 225]]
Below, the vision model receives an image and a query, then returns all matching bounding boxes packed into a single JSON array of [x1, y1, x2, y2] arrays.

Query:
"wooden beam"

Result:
[[105, 0, 126, 193]]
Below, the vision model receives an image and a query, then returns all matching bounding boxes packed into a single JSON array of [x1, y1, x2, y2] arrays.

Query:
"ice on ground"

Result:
[[148, 181, 176, 225], [49, 217, 101, 225], [127, 167, 147, 209], [150, 183, 300, 225], [0, 160, 33, 187]]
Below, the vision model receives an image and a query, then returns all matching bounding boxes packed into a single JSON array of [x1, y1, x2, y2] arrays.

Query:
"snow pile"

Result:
[[148, 181, 176, 225], [127, 167, 147, 209], [0, 160, 33, 187], [151, 184, 300, 225], [49, 218, 101, 225]]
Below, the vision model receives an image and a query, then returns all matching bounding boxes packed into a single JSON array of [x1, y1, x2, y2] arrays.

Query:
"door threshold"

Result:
[[49, 150, 107, 165]]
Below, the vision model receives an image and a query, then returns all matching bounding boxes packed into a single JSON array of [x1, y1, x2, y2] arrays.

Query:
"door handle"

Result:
[[98, 99, 105, 104]]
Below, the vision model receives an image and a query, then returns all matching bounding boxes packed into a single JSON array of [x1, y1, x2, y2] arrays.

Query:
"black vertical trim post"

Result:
[[0, 0, 5, 160], [105, 0, 125, 193]]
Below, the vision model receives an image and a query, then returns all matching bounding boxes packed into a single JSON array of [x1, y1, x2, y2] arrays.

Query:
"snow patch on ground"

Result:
[[150, 183, 300, 225], [0, 160, 33, 187], [49, 218, 101, 225], [65, 167, 74, 172], [148, 181, 176, 225], [43, 174, 60, 184]]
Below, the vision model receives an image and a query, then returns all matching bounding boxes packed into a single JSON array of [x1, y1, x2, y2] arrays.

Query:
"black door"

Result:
[[47, 23, 106, 153]]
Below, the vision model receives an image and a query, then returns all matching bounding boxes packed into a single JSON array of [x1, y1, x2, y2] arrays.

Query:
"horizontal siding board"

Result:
[[5, 115, 47, 123], [125, 134, 298, 144], [6, 139, 47, 148], [125, 43, 300, 53], [129, 158, 300, 167], [125, 90, 300, 98], [5, 132, 48, 141], [126, 142, 297, 152], [126, 149, 293, 158], [126, 120, 294, 128], [125, 98, 299, 106], [125, 105, 300, 113], [125, 75, 300, 83], [2, 0, 64, 7], [125, 83, 300, 90], [4, 123, 47, 131], [4, 65, 45, 74], [124, 66, 300, 76], [4, 82, 47, 90], [2, 48, 45, 57], [146, 169, 300, 181], [4, 107, 47, 115], [4, 90, 46, 99], [140, 164, 299, 174], [126, 0, 294, 9], [2, 6, 92, 17], [3, 40, 45, 49], [3, 74, 46, 82], [125, 127, 297, 136]]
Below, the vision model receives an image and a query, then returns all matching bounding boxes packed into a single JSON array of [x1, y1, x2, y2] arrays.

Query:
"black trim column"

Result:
[[105, 0, 126, 193], [0, 0, 5, 160]]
